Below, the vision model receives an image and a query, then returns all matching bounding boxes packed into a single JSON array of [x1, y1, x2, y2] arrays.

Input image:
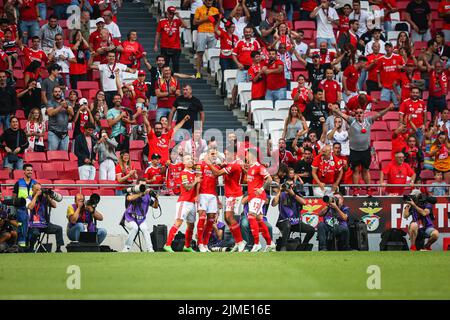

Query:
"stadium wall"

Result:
[[38, 196, 449, 252]]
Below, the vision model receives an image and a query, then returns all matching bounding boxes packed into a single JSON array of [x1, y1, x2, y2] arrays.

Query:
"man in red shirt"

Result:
[[164, 154, 202, 253], [377, 42, 404, 108], [143, 112, 189, 165], [248, 50, 266, 101], [144, 153, 166, 187], [204, 147, 246, 251], [318, 68, 341, 105], [380, 151, 415, 195], [196, 148, 221, 252], [428, 61, 449, 121], [92, 28, 121, 64], [21, 36, 48, 69], [245, 148, 275, 252], [342, 56, 367, 102], [231, 25, 260, 107], [391, 123, 410, 158], [346, 92, 373, 114], [263, 48, 286, 102], [394, 61, 419, 102], [155, 6, 187, 73], [365, 42, 383, 94], [154, 65, 181, 120], [89, 18, 106, 53], [268, 138, 296, 175], [399, 86, 426, 145], [18, 0, 40, 44], [311, 145, 343, 197], [0, 40, 12, 72]]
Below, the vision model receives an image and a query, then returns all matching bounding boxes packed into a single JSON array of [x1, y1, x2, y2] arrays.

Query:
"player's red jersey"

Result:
[[22, 47, 48, 68], [144, 165, 165, 185], [247, 162, 270, 201], [166, 162, 184, 194], [377, 53, 404, 89], [178, 169, 197, 202], [223, 161, 243, 197], [232, 38, 260, 67], [197, 162, 219, 195], [399, 98, 426, 128]]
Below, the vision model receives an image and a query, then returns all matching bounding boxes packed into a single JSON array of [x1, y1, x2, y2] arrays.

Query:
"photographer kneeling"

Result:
[[0, 202, 19, 248], [271, 180, 315, 251], [122, 178, 159, 252], [66, 193, 107, 244], [27, 184, 65, 252], [403, 190, 439, 251], [317, 192, 350, 251]]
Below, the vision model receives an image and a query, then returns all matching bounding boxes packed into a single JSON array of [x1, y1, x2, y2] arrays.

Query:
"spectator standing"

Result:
[[327, 117, 350, 156], [439, 3, 450, 43], [310, 0, 339, 48], [231, 25, 260, 107], [263, 47, 286, 102], [294, 146, 314, 196], [39, 15, 64, 54], [21, 36, 48, 70], [49, 33, 76, 89], [399, 87, 427, 146], [182, 128, 207, 161], [364, 28, 386, 55], [144, 154, 165, 187], [106, 94, 133, 152], [119, 30, 145, 70], [74, 122, 97, 180], [291, 74, 313, 113], [72, 10, 91, 43], [0, 70, 16, 130], [318, 68, 342, 105], [73, 98, 95, 139], [229, 2, 250, 39], [92, 28, 122, 65], [155, 7, 187, 73], [215, 20, 238, 97], [218, 0, 237, 18], [292, 30, 308, 60], [428, 61, 449, 121], [0, 116, 28, 172], [69, 30, 90, 89], [116, 150, 138, 195], [260, 11, 283, 45], [311, 145, 343, 197], [46, 86, 74, 151], [143, 55, 166, 111], [18, 0, 40, 45], [41, 63, 63, 106], [365, 42, 382, 94], [417, 39, 440, 88], [282, 104, 308, 152], [154, 65, 181, 120], [245, 0, 263, 27], [94, 129, 118, 181], [380, 151, 415, 195], [405, 0, 432, 42], [403, 135, 424, 176], [349, 0, 373, 37], [429, 131, 450, 183], [89, 17, 106, 55], [428, 171, 448, 196], [377, 42, 404, 108], [304, 88, 328, 138], [102, 10, 121, 39], [297, 53, 338, 90], [193, 0, 219, 79], [435, 32, 450, 59], [90, 90, 109, 119], [25, 108, 46, 153], [342, 56, 367, 102], [53, 0, 71, 19], [17, 79, 42, 117]]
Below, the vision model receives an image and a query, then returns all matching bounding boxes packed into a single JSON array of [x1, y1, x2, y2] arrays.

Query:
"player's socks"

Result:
[[185, 226, 193, 248], [203, 217, 215, 245], [248, 214, 260, 244], [166, 224, 179, 246], [230, 222, 243, 243], [196, 215, 206, 245], [258, 220, 272, 244]]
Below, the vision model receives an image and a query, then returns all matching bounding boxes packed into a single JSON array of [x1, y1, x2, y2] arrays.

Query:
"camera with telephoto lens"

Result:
[[42, 189, 63, 202], [86, 193, 101, 209], [403, 194, 438, 207], [126, 184, 158, 198], [323, 195, 339, 204]]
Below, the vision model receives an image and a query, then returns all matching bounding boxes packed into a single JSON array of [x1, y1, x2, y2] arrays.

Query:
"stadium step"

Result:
[[116, 2, 245, 140]]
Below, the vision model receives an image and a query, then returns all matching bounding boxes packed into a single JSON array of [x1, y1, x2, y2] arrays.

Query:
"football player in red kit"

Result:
[[195, 148, 221, 253], [163, 155, 202, 253], [205, 147, 247, 252], [245, 149, 276, 252]]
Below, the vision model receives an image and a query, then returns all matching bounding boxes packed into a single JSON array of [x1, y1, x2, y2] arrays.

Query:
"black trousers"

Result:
[[29, 222, 64, 249], [366, 80, 380, 94], [161, 48, 181, 73], [276, 220, 315, 248], [105, 91, 118, 109], [70, 73, 88, 90]]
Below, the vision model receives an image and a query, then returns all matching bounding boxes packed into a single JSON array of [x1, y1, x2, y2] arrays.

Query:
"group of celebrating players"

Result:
[[163, 146, 276, 253]]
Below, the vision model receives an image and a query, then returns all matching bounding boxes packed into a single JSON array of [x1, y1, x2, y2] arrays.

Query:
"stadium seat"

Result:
[[371, 122, 388, 132], [24, 152, 47, 162], [130, 150, 142, 161], [64, 162, 79, 171], [15, 109, 25, 120], [132, 161, 143, 171], [373, 141, 392, 151], [47, 151, 70, 161], [13, 170, 36, 179], [53, 179, 77, 190], [420, 170, 435, 180], [77, 81, 99, 91], [58, 169, 79, 180], [37, 179, 53, 186], [96, 189, 116, 196], [250, 100, 274, 112], [294, 21, 315, 30], [54, 189, 70, 196], [130, 140, 145, 150], [0, 169, 10, 180], [378, 151, 392, 163], [36, 170, 59, 180], [376, 131, 392, 141], [382, 111, 399, 121], [253, 110, 283, 129], [274, 100, 294, 111], [42, 162, 64, 171], [387, 121, 399, 131]]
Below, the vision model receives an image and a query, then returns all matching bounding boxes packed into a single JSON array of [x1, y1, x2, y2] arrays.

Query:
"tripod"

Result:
[[33, 205, 52, 253]]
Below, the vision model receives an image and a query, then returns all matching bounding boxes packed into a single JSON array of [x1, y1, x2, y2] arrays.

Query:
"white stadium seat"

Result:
[[253, 110, 283, 130], [224, 69, 238, 99], [274, 99, 294, 111]]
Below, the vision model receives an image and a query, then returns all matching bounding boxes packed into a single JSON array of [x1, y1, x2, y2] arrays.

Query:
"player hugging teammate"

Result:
[[163, 146, 275, 252]]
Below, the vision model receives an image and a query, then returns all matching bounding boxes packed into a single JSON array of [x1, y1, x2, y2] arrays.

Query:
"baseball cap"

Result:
[[151, 153, 161, 160], [167, 6, 176, 13], [79, 98, 88, 105], [372, 27, 382, 33], [95, 17, 105, 25], [385, 42, 393, 47], [138, 70, 146, 76]]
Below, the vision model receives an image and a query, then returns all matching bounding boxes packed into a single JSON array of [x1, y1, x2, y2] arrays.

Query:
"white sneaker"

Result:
[[237, 240, 247, 252], [146, 247, 154, 253], [230, 243, 239, 252], [199, 244, 208, 253], [122, 246, 130, 253], [250, 243, 262, 252], [265, 242, 276, 252]]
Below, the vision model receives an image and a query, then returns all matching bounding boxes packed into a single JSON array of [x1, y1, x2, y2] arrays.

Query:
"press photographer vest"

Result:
[[27, 195, 48, 228], [68, 204, 96, 232], [17, 178, 37, 206]]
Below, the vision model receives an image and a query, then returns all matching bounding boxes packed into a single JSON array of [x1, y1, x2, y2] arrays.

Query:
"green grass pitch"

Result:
[[1, 252, 449, 300]]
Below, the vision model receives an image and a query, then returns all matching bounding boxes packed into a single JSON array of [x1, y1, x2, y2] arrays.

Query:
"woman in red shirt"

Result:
[[70, 30, 90, 89], [291, 74, 312, 113], [23, 60, 41, 85], [214, 20, 238, 97], [115, 150, 138, 195], [118, 30, 145, 70]]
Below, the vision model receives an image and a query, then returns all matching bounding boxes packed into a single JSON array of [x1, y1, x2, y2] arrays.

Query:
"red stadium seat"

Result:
[[47, 150, 70, 161], [0, 169, 10, 180], [294, 21, 316, 30], [36, 170, 59, 180], [376, 131, 392, 141], [387, 121, 399, 131], [69, 152, 77, 162], [54, 189, 70, 196], [96, 189, 115, 196], [130, 140, 145, 150], [100, 119, 110, 128], [24, 152, 47, 162], [13, 170, 36, 179], [15, 109, 25, 119], [293, 70, 309, 81], [42, 162, 64, 171], [53, 179, 77, 189], [382, 111, 399, 121], [132, 161, 143, 170], [378, 151, 393, 163], [64, 162, 79, 171], [372, 100, 391, 111], [373, 141, 392, 151], [420, 170, 435, 180], [58, 169, 79, 180], [371, 122, 388, 132], [77, 81, 99, 91], [130, 150, 142, 161]]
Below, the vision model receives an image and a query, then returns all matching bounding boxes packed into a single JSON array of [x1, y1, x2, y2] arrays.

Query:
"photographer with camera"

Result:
[[26, 183, 64, 252], [0, 200, 19, 249], [271, 178, 315, 251], [66, 193, 107, 244], [317, 192, 350, 251], [403, 189, 439, 251], [122, 178, 159, 252]]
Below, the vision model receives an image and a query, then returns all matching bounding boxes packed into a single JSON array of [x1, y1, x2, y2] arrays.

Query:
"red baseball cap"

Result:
[[138, 70, 146, 76], [167, 6, 176, 13]]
